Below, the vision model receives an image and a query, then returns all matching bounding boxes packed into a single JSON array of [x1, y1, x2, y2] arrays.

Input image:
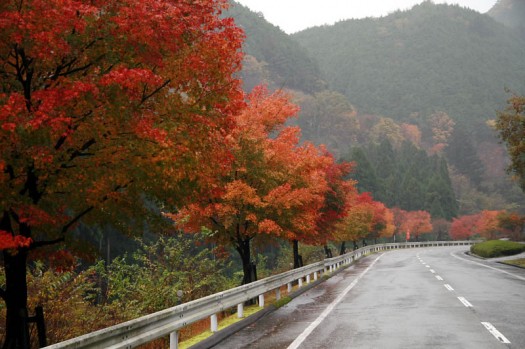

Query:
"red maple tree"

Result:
[[450, 214, 479, 240], [0, 0, 244, 346], [167, 87, 346, 283]]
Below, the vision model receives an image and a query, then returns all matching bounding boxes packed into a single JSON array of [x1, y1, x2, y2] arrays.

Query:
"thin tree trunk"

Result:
[[236, 237, 255, 285], [339, 241, 346, 255], [292, 240, 301, 269], [323, 245, 333, 258]]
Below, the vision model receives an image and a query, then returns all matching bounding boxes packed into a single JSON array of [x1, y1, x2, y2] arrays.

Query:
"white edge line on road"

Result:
[[457, 296, 473, 307], [450, 252, 525, 281], [444, 284, 454, 291], [286, 254, 384, 349], [435, 275, 443, 281], [481, 322, 511, 344]]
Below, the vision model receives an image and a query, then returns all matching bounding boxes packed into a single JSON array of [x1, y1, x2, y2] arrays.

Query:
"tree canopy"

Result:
[[495, 93, 525, 191], [0, 0, 244, 346]]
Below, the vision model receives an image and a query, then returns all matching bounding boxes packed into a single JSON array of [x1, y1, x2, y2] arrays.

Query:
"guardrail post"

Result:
[[237, 303, 244, 318], [314, 271, 318, 281], [275, 288, 281, 301], [306, 274, 311, 284], [298, 277, 303, 288], [287, 282, 292, 293], [258, 294, 265, 307], [211, 314, 218, 332], [170, 331, 179, 349]]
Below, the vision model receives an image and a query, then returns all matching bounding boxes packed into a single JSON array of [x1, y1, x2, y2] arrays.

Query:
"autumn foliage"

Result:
[[1, 0, 245, 346], [450, 210, 524, 240], [3, 0, 507, 347], [391, 208, 433, 241], [332, 192, 394, 251], [166, 87, 354, 283]]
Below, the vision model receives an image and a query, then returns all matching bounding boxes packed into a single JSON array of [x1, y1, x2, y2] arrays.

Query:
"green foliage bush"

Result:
[[470, 240, 525, 258], [92, 235, 236, 318], [1, 234, 236, 345]]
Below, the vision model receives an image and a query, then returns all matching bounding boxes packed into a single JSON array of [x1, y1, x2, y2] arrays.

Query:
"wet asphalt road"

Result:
[[212, 247, 525, 349]]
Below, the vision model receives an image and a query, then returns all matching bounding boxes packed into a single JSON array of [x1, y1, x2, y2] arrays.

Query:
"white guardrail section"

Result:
[[44, 240, 476, 349]]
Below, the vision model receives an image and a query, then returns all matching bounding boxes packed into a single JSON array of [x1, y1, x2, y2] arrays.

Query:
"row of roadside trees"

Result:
[[6, 0, 522, 347], [0, 1, 428, 347]]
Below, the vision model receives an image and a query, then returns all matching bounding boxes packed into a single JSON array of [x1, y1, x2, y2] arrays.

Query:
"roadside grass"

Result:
[[177, 265, 346, 348], [470, 240, 525, 258], [500, 258, 525, 268], [178, 304, 263, 349], [178, 284, 301, 348]]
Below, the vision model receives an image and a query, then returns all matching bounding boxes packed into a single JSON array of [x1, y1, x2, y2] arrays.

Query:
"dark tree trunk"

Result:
[[323, 245, 333, 258], [2, 250, 30, 349], [362, 239, 367, 247], [1, 212, 31, 349], [236, 237, 255, 285], [339, 241, 346, 255], [292, 240, 302, 268], [352, 240, 358, 250]]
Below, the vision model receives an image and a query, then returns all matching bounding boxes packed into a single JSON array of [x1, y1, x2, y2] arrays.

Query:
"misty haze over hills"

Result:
[[228, 0, 525, 214]]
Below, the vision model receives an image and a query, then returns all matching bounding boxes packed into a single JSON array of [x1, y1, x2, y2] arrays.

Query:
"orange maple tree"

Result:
[[450, 214, 479, 240], [333, 192, 378, 252], [497, 212, 525, 240], [392, 208, 433, 241], [401, 210, 433, 241], [475, 210, 503, 240], [0, 0, 244, 346], [450, 211, 506, 240], [168, 87, 344, 283]]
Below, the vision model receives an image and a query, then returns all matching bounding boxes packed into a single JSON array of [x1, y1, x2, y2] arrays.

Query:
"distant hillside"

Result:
[[488, 0, 525, 35], [227, 2, 326, 93], [293, 1, 525, 129], [226, 1, 525, 214]]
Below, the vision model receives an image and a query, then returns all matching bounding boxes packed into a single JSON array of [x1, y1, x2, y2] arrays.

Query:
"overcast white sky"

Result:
[[234, 0, 498, 33]]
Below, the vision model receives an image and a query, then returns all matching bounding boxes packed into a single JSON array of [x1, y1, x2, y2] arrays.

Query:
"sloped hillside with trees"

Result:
[[293, 1, 525, 127]]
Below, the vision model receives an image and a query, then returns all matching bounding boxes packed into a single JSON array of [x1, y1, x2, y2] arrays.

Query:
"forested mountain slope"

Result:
[[293, 1, 525, 129], [227, 2, 326, 93], [488, 0, 525, 36], [227, 1, 525, 214]]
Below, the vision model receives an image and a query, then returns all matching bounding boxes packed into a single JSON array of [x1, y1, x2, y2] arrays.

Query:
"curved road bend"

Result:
[[212, 246, 525, 349]]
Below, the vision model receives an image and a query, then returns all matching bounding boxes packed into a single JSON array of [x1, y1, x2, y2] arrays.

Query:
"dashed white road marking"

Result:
[[430, 269, 435, 273], [287, 254, 383, 349], [425, 265, 430, 268], [458, 296, 473, 307], [481, 322, 511, 344], [444, 284, 454, 291], [435, 275, 443, 281]]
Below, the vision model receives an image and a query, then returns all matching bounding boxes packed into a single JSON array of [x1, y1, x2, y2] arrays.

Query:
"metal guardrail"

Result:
[[44, 240, 477, 349]]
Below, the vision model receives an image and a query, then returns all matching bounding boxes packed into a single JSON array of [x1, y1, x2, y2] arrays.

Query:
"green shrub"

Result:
[[470, 240, 525, 258]]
